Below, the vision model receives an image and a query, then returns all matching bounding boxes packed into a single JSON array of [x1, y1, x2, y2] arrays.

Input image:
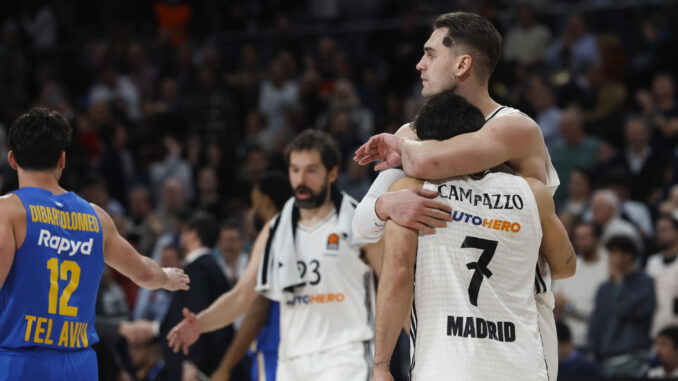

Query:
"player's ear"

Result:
[[454, 54, 473, 78], [328, 166, 339, 184], [58, 151, 66, 170], [7, 151, 18, 170]]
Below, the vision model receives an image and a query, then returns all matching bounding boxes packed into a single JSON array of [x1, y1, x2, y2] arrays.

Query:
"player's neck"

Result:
[[18, 169, 66, 195], [455, 82, 500, 117], [298, 199, 335, 228]]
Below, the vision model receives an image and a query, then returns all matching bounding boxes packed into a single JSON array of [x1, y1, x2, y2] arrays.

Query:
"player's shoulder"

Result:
[[0, 193, 26, 220], [486, 106, 539, 131]]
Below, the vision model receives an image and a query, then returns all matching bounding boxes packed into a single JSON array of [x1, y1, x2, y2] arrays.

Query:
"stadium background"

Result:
[[1, 0, 678, 380]]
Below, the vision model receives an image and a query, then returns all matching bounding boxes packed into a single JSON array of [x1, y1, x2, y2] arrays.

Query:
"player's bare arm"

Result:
[[360, 239, 384, 278], [94, 203, 189, 291], [0, 195, 24, 289], [356, 115, 548, 183], [525, 178, 576, 280], [374, 176, 422, 381], [167, 219, 270, 354]]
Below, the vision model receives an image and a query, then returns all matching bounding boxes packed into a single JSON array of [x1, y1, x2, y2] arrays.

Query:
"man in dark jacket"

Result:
[[589, 234, 656, 377], [160, 213, 234, 380]]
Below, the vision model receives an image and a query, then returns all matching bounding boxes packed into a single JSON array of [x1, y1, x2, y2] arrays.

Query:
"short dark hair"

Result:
[[8, 108, 73, 170], [220, 218, 243, 234], [257, 171, 292, 211], [187, 213, 220, 248], [433, 12, 503, 81], [284, 129, 341, 171], [657, 325, 678, 347], [605, 235, 638, 258], [413, 90, 485, 141]]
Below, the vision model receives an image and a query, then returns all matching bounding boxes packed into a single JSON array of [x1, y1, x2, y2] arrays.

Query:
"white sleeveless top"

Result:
[[278, 210, 375, 360], [410, 171, 548, 380]]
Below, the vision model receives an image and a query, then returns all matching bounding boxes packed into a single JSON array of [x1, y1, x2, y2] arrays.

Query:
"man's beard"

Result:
[[294, 184, 328, 209]]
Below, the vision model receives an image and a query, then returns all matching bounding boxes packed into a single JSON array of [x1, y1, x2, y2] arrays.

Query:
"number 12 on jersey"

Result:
[[46, 258, 81, 316], [461, 236, 497, 307]]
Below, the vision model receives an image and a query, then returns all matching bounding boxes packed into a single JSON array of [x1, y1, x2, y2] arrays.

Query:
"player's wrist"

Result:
[[374, 358, 390, 367]]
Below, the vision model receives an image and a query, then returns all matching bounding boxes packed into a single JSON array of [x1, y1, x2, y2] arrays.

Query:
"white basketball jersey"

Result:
[[410, 171, 548, 381], [278, 210, 375, 360]]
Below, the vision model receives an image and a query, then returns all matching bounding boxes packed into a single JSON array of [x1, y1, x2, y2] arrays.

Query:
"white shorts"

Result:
[[536, 291, 557, 381], [277, 341, 373, 381]]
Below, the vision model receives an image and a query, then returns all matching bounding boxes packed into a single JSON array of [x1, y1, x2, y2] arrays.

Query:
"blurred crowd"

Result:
[[2, 0, 678, 380]]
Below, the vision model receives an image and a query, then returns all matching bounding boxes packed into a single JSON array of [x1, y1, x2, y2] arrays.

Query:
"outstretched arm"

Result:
[[525, 178, 576, 280], [374, 177, 422, 381], [356, 115, 546, 181], [96, 204, 189, 291], [167, 221, 270, 354]]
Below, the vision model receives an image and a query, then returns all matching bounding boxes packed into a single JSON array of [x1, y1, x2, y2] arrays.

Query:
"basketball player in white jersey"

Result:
[[168, 130, 381, 381], [372, 91, 574, 381], [353, 12, 566, 380]]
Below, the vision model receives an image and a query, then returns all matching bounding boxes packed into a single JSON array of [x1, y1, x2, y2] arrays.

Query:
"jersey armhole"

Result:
[[8, 194, 28, 252]]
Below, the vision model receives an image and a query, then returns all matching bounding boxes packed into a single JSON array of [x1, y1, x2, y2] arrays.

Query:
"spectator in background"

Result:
[[646, 215, 678, 338], [546, 13, 599, 74], [503, 4, 551, 67], [554, 222, 608, 349], [0, 21, 27, 120], [98, 123, 135, 208], [590, 189, 643, 254], [225, 44, 266, 110], [647, 325, 678, 378], [90, 64, 142, 122], [159, 213, 236, 381], [125, 338, 168, 381], [258, 58, 299, 134], [559, 167, 592, 219], [154, 177, 188, 236], [650, 73, 678, 142], [150, 136, 193, 202], [589, 235, 655, 377], [216, 221, 249, 287], [557, 322, 604, 380], [195, 166, 226, 219], [525, 75, 562, 150], [318, 79, 374, 141], [127, 185, 160, 256], [21, 2, 57, 50], [127, 41, 158, 101], [604, 167, 655, 239], [608, 116, 669, 204], [550, 106, 605, 204]]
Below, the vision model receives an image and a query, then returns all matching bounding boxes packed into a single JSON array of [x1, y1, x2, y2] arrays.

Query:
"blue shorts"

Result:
[[251, 351, 278, 381], [0, 347, 97, 381]]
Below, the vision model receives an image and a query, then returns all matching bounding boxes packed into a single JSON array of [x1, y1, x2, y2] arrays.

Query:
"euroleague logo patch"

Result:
[[327, 233, 339, 250]]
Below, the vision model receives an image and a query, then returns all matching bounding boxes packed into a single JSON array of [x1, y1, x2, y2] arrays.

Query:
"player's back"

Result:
[[411, 170, 548, 381], [0, 187, 104, 353]]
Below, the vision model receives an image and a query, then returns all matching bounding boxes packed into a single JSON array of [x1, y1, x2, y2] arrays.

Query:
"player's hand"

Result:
[[376, 188, 452, 234], [354, 133, 404, 170], [167, 308, 201, 355], [373, 367, 394, 381], [163, 267, 190, 291]]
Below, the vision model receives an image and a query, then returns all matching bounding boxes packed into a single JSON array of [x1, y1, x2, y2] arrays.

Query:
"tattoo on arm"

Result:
[[566, 252, 575, 265]]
